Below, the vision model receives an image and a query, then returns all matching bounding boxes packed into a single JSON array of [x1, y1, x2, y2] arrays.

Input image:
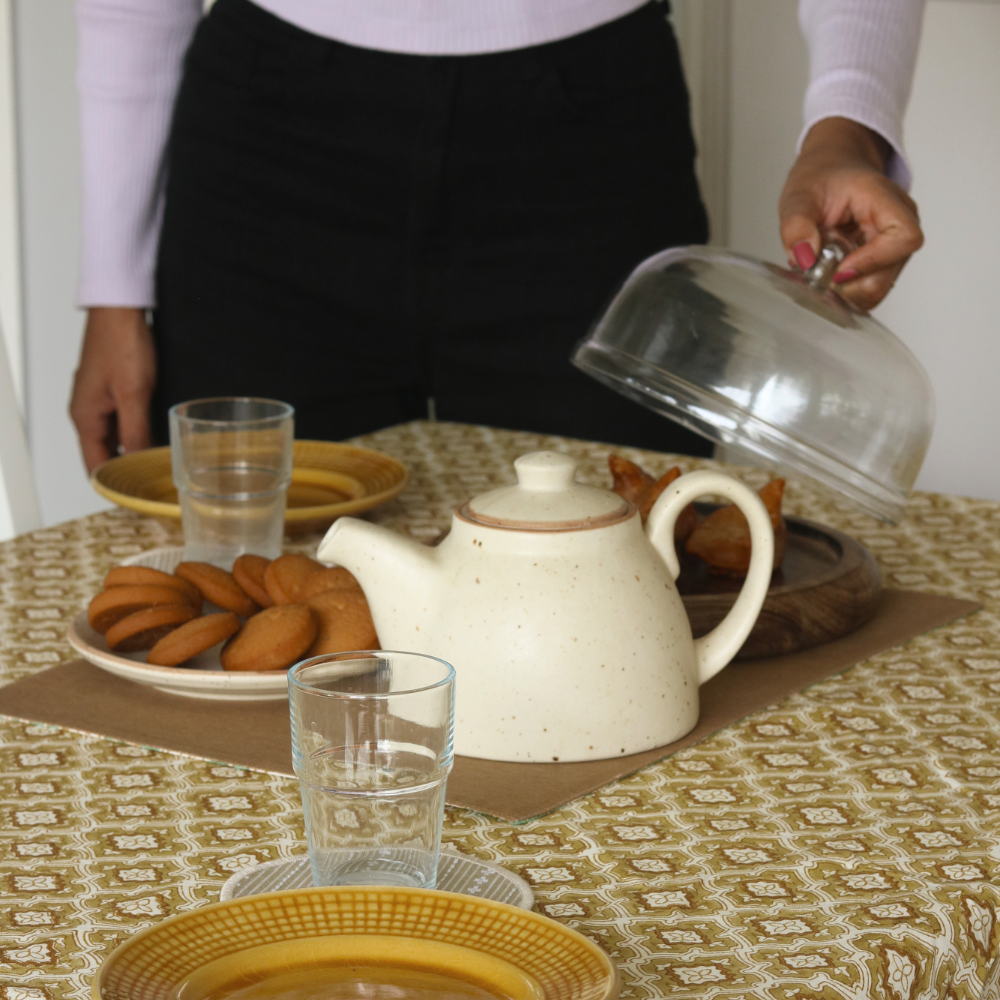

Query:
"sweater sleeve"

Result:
[[798, 0, 925, 191], [76, 0, 203, 308]]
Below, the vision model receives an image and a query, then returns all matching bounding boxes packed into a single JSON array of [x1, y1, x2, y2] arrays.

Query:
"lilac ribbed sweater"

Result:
[[75, 0, 925, 308]]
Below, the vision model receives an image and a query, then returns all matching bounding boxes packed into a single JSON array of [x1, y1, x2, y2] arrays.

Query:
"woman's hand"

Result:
[[779, 116, 924, 311], [69, 307, 157, 474]]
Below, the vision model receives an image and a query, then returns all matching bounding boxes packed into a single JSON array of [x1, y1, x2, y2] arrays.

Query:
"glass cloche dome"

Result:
[[572, 243, 934, 523]]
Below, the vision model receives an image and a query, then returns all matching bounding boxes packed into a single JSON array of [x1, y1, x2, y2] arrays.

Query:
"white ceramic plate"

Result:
[[66, 547, 289, 701]]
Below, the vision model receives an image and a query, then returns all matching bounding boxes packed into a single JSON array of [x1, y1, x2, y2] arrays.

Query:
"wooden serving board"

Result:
[[678, 511, 881, 661]]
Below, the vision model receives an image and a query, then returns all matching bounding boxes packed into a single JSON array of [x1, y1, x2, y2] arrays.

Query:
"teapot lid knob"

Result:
[[465, 450, 628, 528], [514, 452, 578, 492]]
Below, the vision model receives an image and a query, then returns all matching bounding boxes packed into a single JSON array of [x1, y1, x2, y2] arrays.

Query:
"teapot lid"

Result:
[[463, 452, 630, 531]]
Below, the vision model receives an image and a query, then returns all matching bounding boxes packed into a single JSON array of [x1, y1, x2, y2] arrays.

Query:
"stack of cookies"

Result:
[[86, 555, 378, 671]]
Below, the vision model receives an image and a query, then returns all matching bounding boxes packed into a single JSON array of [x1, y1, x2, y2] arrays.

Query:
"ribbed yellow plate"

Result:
[[92, 887, 619, 1000], [91, 441, 407, 535]]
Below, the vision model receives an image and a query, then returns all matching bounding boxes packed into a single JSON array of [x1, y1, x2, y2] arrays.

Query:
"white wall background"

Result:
[[0, 0, 23, 410], [721, 0, 1000, 502], [10, 0, 108, 528], [1, 0, 998, 536], [0, 0, 40, 541], [872, 2, 1000, 501]]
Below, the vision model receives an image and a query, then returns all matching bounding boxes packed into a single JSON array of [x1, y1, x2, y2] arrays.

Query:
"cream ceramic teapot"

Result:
[[317, 452, 773, 762]]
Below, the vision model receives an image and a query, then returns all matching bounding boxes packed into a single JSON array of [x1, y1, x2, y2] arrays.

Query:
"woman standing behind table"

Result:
[[70, 0, 925, 471]]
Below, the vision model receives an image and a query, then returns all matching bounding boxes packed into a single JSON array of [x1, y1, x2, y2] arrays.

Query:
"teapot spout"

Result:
[[316, 518, 439, 645]]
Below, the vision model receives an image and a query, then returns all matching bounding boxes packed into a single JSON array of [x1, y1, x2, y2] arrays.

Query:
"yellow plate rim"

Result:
[[92, 885, 620, 1000], [90, 441, 409, 524]]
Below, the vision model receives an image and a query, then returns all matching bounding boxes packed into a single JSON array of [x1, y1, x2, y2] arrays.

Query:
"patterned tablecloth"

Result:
[[1, 421, 998, 999]]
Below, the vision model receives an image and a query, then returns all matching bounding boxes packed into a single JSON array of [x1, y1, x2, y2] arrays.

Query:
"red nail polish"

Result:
[[833, 269, 859, 284], [793, 241, 817, 271]]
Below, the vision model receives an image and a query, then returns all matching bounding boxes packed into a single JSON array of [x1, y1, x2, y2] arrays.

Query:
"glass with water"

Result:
[[289, 651, 455, 889], [169, 397, 294, 567]]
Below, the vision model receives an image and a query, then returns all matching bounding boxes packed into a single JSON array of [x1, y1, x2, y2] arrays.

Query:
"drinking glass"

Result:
[[289, 651, 455, 889], [169, 397, 294, 567]]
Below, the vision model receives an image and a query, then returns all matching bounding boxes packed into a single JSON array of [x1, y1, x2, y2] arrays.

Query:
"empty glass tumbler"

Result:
[[169, 397, 294, 567], [289, 651, 456, 889]]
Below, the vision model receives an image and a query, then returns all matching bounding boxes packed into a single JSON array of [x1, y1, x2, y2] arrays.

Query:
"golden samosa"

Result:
[[685, 479, 787, 576], [608, 455, 698, 542]]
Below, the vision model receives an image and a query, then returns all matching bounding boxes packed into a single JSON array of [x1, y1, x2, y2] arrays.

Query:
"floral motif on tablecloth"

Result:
[[1, 421, 998, 999]]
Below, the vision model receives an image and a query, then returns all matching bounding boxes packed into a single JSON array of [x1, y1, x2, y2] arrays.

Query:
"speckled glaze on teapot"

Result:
[[318, 452, 774, 762]]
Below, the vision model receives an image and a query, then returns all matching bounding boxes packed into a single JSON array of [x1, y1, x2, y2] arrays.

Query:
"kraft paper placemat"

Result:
[[0, 589, 979, 822]]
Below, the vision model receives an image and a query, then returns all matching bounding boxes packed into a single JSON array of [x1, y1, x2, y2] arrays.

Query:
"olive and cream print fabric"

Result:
[[0, 422, 997, 998]]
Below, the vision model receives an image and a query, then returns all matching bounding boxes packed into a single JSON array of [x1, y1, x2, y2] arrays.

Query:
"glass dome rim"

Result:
[[572, 341, 911, 523]]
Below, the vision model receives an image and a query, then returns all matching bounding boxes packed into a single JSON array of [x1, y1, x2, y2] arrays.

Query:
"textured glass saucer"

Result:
[[220, 851, 534, 909]]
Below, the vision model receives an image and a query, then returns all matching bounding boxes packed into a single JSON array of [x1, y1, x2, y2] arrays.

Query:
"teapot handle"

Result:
[[646, 469, 774, 685]]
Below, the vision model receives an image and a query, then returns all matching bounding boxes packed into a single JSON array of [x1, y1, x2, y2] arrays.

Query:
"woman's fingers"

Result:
[[112, 345, 156, 457], [833, 178, 923, 274], [778, 117, 924, 310], [70, 380, 115, 474], [832, 258, 907, 313], [825, 176, 921, 310], [778, 188, 823, 271], [69, 308, 156, 474]]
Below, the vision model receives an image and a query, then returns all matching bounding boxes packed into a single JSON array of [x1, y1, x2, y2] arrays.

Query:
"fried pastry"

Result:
[[220, 604, 318, 671], [88, 584, 202, 635], [147, 612, 241, 666], [609, 453, 656, 508], [686, 478, 787, 577], [232, 554, 274, 609], [672, 496, 700, 544], [303, 588, 379, 656], [105, 604, 199, 653], [174, 562, 260, 617], [262, 553, 325, 604], [103, 566, 203, 608], [608, 455, 697, 540]]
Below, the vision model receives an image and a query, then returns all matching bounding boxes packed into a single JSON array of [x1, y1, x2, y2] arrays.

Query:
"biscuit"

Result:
[[304, 589, 379, 656], [105, 604, 199, 653], [174, 562, 260, 617], [147, 612, 241, 667], [232, 554, 274, 609], [88, 584, 201, 635], [263, 554, 325, 605], [103, 566, 203, 608], [296, 566, 363, 601], [220, 604, 318, 672]]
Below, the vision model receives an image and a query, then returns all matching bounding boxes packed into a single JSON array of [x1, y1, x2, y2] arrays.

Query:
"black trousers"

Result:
[[153, 0, 711, 454]]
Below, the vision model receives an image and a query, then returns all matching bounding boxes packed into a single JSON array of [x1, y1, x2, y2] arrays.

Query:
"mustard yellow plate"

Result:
[[91, 440, 407, 535], [92, 886, 619, 1000]]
